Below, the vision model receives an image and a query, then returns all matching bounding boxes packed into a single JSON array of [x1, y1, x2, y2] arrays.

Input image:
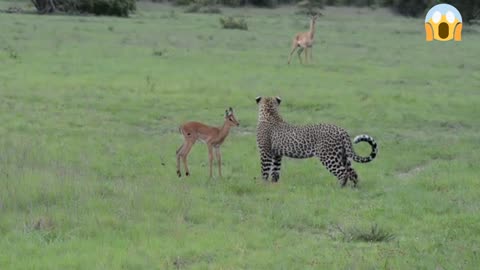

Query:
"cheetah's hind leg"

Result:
[[345, 159, 360, 188], [316, 145, 349, 187]]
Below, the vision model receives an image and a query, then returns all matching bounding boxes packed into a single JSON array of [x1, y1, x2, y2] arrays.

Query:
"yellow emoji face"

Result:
[[425, 4, 462, 41]]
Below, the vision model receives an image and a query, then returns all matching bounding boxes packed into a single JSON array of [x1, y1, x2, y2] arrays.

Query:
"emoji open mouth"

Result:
[[438, 22, 449, 39], [425, 4, 463, 41]]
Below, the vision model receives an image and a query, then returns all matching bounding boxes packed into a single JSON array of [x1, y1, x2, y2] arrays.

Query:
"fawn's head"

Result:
[[225, 107, 240, 127], [309, 12, 321, 22]]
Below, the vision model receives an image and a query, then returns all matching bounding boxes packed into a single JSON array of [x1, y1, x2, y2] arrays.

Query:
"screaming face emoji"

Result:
[[425, 4, 462, 41]]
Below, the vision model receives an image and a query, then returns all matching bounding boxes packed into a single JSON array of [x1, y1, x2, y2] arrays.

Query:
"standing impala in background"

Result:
[[287, 13, 320, 65], [176, 107, 240, 178]]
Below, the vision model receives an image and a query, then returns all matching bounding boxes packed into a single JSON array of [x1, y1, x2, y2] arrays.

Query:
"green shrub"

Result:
[[443, 0, 480, 24], [184, 0, 222, 13], [221, 0, 242, 7], [87, 0, 136, 17], [389, 0, 429, 17], [31, 0, 136, 17], [321, 0, 383, 6], [219, 16, 248, 30], [296, 0, 324, 15], [249, 0, 279, 8], [376, 0, 479, 22], [173, 0, 195, 5], [329, 224, 395, 243], [203, 5, 222, 13], [185, 4, 222, 13], [184, 3, 202, 12]]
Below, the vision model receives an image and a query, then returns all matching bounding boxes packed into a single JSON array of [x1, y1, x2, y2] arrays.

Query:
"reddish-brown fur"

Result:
[[176, 108, 239, 178], [287, 14, 320, 65]]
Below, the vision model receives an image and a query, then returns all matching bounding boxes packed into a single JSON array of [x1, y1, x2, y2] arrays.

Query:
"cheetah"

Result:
[[255, 96, 378, 187]]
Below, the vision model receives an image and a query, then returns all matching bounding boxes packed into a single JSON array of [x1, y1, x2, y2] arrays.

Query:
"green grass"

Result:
[[1, 1, 480, 269]]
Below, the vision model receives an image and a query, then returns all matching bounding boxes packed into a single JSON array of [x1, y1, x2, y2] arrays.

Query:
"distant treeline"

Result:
[[30, 0, 479, 22], [162, 0, 480, 23]]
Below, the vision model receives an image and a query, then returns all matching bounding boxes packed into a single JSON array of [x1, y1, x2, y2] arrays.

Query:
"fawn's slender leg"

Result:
[[208, 144, 214, 178], [176, 144, 184, 177], [297, 47, 304, 64], [287, 41, 298, 64], [181, 141, 194, 176], [215, 147, 222, 177]]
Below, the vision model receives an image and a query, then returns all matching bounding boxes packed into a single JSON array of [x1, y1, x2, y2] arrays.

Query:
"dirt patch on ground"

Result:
[[397, 165, 427, 179], [396, 163, 429, 179], [237, 130, 254, 136], [396, 156, 455, 179]]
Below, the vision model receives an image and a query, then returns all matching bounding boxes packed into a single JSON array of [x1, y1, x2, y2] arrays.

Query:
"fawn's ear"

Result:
[[275, 96, 282, 105], [225, 110, 229, 117], [229, 107, 233, 113], [255, 96, 262, 104]]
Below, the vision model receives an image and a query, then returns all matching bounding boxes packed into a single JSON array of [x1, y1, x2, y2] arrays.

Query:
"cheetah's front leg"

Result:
[[271, 155, 283, 182], [260, 153, 273, 181]]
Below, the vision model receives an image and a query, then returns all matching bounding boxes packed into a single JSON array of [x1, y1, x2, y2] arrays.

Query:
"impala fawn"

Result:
[[287, 13, 320, 65], [176, 107, 239, 178]]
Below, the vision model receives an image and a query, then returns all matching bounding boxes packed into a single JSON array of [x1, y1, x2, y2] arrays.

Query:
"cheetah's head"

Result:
[[255, 96, 282, 121]]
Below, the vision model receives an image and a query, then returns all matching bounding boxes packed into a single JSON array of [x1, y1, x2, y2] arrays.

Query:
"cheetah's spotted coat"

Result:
[[255, 96, 378, 187]]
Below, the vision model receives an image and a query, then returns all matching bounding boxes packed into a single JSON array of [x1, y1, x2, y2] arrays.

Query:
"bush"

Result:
[[151, 0, 480, 22], [31, 0, 136, 17], [82, 0, 136, 17], [172, 0, 195, 5], [203, 5, 222, 13], [388, 0, 480, 22], [219, 16, 248, 30], [445, 0, 480, 24], [249, 0, 279, 8], [184, 0, 222, 13], [184, 3, 202, 12], [328, 224, 395, 243], [389, 0, 429, 17], [185, 4, 222, 13], [320, 0, 385, 6], [221, 0, 242, 7], [296, 0, 324, 15]]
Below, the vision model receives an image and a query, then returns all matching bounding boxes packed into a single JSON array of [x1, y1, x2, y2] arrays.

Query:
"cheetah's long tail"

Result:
[[352, 134, 378, 163]]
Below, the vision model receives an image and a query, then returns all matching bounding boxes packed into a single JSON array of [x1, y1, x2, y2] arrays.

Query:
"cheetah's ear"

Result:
[[255, 96, 262, 104], [275, 96, 282, 105]]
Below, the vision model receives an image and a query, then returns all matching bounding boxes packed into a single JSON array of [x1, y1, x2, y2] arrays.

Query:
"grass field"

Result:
[[1, 1, 480, 269]]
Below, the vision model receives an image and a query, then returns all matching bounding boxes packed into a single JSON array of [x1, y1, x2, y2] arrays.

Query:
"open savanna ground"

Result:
[[1, 1, 480, 269]]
